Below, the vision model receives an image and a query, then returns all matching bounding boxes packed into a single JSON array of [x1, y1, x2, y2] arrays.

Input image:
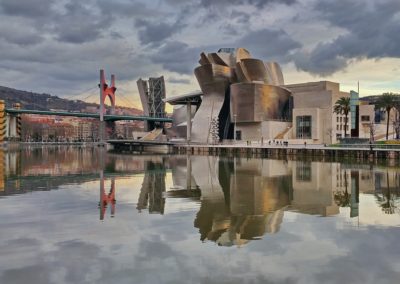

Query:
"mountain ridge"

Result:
[[0, 85, 143, 115]]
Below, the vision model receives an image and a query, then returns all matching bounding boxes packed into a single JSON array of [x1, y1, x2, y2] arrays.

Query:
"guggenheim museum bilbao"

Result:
[[164, 48, 388, 145]]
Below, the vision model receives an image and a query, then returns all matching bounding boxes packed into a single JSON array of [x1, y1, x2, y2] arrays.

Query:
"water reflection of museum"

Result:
[[1, 150, 398, 246], [137, 156, 398, 246]]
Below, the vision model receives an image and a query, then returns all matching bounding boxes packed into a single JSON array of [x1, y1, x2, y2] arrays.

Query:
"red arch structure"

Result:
[[99, 177, 116, 220], [99, 69, 116, 121]]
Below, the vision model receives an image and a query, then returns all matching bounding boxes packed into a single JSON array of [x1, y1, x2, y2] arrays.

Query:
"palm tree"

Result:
[[376, 92, 399, 140], [333, 97, 351, 137]]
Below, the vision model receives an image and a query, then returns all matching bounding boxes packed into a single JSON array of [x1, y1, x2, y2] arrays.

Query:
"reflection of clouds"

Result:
[[2, 156, 400, 283], [313, 227, 400, 284], [1, 264, 52, 284], [0, 239, 116, 284]]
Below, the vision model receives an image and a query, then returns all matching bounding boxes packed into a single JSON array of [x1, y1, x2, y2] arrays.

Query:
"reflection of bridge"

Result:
[[99, 174, 115, 220], [2, 148, 399, 242]]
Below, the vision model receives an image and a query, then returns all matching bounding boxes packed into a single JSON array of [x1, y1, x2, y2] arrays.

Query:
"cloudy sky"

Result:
[[0, 0, 399, 109]]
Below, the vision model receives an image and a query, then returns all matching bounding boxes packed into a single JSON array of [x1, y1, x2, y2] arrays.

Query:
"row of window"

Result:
[[336, 116, 348, 123], [296, 114, 370, 138], [336, 125, 349, 131], [337, 115, 371, 122], [296, 116, 312, 139]]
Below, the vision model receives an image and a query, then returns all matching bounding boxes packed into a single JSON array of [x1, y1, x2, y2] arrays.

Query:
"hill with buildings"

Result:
[[0, 85, 143, 115], [359, 95, 381, 104]]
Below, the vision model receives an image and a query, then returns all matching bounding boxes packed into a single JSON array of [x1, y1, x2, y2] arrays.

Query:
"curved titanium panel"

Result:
[[137, 79, 149, 116], [191, 81, 229, 143], [199, 52, 211, 65], [194, 64, 235, 92], [235, 61, 250, 83], [208, 53, 230, 67], [239, 58, 269, 83], [235, 48, 252, 62], [264, 62, 284, 85], [192, 63, 235, 142], [230, 83, 291, 122]]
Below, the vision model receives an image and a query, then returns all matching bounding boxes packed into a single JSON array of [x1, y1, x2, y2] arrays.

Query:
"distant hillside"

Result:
[[359, 95, 381, 104], [359, 94, 400, 104], [0, 85, 143, 115]]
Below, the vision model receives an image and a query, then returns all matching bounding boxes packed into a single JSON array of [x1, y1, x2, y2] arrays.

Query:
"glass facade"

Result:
[[350, 90, 359, 130], [296, 116, 312, 139], [296, 161, 312, 181]]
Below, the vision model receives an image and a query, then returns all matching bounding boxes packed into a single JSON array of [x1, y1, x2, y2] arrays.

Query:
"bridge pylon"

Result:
[[99, 69, 117, 141], [0, 101, 6, 144], [8, 103, 21, 141]]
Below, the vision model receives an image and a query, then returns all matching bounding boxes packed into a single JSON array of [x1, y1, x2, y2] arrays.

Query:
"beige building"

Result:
[[285, 81, 351, 144], [358, 102, 399, 140], [230, 81, 353, 144]]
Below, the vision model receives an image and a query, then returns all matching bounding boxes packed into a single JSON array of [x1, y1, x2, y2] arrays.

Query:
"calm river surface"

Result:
[[1, 147, 400, 284]]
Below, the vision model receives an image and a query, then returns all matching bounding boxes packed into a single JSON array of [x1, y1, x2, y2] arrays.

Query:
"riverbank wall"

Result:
[[173, 143, 400, 161]]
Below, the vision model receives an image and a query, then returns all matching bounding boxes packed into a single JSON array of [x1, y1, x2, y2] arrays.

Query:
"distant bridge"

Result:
[[0, 69, 173, 142], [5, 108, 172, 122]]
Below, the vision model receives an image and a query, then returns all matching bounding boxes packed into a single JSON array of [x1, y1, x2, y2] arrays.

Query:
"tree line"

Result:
[[334, 92, 400, 140]]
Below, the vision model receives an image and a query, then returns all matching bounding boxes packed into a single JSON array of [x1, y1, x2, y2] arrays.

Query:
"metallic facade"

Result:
[[137, 76, 166, 131], [190, 48, 291, 143], [230, 83, 291, 122]]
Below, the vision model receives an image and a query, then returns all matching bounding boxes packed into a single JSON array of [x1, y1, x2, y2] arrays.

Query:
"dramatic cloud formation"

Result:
[[237, 28, 301, 62], [0, 0, 398, 102], [293, 0, 400, 75], [198, 0, 296, 8], [135, 19, 186, 46], [0, 0, 54, 18]]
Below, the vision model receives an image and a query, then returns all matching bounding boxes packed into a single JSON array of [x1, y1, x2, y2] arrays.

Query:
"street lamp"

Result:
[[234, 114, 237, 141]]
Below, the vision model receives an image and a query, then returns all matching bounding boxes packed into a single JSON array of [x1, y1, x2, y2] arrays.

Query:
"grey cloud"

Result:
[[0, 0, 54, 18], [149, 29, 301, 75], [165, 0, 296, 8], [294, 0, 400, 75], [110, 31, 124, 40], [230, 10, 251, 24], [97, 0, 154, 18], [135, 19, 186, 46], [0, 36, 157, 94], [52, 2, 109, 44], [292, 47, 348, 76], [168, 77, 191, 84], [1, 265, 52, 284], [149, 41, 202, 74], [199, 0, 296, 8], [0, 0, 112, 45], [0, 25, 43, 46], [236, 28, 302, 62]]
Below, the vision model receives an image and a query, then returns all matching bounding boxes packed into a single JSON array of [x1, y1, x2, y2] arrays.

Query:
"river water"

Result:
[[0, 147, 399, 284]]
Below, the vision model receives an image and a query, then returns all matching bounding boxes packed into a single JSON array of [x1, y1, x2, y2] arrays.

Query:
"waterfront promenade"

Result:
[[174, 140, 400, 160]]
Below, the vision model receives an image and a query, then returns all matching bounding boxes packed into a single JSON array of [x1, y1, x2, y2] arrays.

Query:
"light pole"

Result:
[[234, 114, 237, 141]]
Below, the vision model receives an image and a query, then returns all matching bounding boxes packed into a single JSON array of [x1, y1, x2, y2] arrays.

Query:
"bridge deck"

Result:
[[107, 139, 173, 146], [5, 108, 172, 122]]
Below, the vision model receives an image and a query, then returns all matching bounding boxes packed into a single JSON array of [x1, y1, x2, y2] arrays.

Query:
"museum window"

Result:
[[235, 130, 242, 140], [296, 116, 312, 139], [361, 115, 370, 122], [296, 161, 311, 181]]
